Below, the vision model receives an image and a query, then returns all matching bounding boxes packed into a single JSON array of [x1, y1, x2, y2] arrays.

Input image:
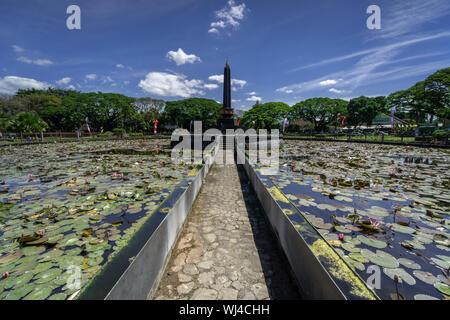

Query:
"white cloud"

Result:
[[208, 74, 224, 83], [85, 74, 97, 80], [67, 84, 76, 90], [209, 0, 247, 34], [246, 95, 262, 102], [329, 88, 343, 94], [12, 45, 24, 53], [231, 79, 247, 88], [138, 72, 207, 98], [116, 64, 125, 69], [247, 91, 256, 95], [208, 74, 247, 89], [166, 48, 201, 66], [17, 57, 53, 66], [204, 83, 219, 90], [103, 76, 114, 83], [291, 32, 450, 72], [319, 79, 338, 86], [0, 76, 50, 95], [378, 0, 450, 39], [56, 77, 71, 85]]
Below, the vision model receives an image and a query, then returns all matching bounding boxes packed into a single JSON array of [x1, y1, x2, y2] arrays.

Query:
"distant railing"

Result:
[[282, 132, 449, 146], [0, 131, 171, 145]]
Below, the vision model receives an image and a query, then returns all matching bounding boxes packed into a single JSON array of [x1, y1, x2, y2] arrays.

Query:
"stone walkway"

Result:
[[153, 154, 300, 300]]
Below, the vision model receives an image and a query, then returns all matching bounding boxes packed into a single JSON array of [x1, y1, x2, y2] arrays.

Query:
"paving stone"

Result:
[[191, 288, 218, 300], [153, 160, 300, 300], [219, 287, 238, 300], [183, 263, 199, 276], [178, 273, 193, 283], [177, 282, 195, 295]]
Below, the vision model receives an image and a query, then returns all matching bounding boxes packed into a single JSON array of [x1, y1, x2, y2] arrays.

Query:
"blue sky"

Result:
[[1, 0, 449, 110]]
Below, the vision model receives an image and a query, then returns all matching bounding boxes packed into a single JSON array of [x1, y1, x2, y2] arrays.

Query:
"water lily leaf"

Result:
[[387, 223, 416, 234], [23, 285, 52, 300], [361, 249, 399, 268], [349, 252, 370, 263], [342, 243, 360, 253], [38, 249, 64, 262], [34, 261, 54, 273], [413, 270, 439, 285], [48, 292, 67, 300], [357, 235, 387, 249], [398, 258, 421, 270], [402, 240, 426, 250], [21, 246, 46, 256], [431, 257, 450, 269], [414, 294, 440, 300], [383, 267, 416, 285], [2, 284, 33, 300], [434, 282, 450, 296], [0, 250, 22, 265], [33, 268, 62, 284], [343, 256, 365, 271]]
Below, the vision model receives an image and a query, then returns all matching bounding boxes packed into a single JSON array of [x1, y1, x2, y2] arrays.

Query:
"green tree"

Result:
[[241, 102, 291, 129], [164, 98, 222, 128], [7, 111, 48, 133], [290, 98, 347, 132], [346, 96, 387, 129]]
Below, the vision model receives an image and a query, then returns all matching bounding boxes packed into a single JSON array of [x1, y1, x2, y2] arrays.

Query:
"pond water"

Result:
[[266, 141, 449, 300], [0, 139, 198, 300]]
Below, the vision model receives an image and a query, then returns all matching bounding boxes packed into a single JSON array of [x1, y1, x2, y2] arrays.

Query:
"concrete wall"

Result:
[[240, 154, 347, 300], [105, 142, 220, 300]]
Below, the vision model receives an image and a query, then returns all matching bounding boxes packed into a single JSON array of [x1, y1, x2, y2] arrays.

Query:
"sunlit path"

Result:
[[154, 152, 300, 300]]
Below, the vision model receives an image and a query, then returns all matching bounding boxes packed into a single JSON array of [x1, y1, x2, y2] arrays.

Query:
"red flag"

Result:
[[154, 120, 158, 134], [237, 119, 241, 126], [341, 116, 347, 129]]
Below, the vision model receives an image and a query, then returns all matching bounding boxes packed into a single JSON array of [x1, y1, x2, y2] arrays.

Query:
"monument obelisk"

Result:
[[217, 59, 237, 131]]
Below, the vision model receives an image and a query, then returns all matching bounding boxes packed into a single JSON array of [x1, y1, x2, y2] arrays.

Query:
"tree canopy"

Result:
[[290, 98, 347, 132], [0, 67, 447, 134], [240, 102, 290, 129]]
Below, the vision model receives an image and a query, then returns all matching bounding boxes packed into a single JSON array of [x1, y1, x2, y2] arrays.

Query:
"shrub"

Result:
[[432, 130, 449, 140], [112, 128, 126, 134], [415, 136, 433, 142]]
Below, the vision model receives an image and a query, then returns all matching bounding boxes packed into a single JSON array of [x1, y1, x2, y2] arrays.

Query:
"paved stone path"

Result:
[[154, 154, 300, 300]]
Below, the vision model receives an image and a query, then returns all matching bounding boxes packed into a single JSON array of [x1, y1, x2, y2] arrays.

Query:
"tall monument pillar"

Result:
[[217, 59, 237, 131]]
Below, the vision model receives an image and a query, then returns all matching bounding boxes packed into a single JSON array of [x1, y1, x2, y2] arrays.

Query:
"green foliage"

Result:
[[432, 130, 449, 140], [7, 111, 48, 133], [290, 98, 347, 132], [346, 96, 387, 129], [112, 128, 126, 134], [164, 98, 221, 128], [241, 102, 291, 129], [388, 67, 449, 123]]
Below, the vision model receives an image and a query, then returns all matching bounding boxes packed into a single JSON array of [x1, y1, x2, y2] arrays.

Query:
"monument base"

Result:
[[217, 118, 237, 132]]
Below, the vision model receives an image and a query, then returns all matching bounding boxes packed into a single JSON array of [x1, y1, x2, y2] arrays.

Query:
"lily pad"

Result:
[[357, 235, 387, 249], [398, 258, 421, 270], [413, 270, 439, 285], [383, 267, 416, 285], [23, 285, 53, 300], [33, 268, 62, 284], [361, 249, 399, 268], [434, 282, 450, 296]]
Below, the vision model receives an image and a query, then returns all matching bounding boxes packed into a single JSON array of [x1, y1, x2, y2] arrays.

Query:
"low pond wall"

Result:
[[237, 146, 379, 300], [77, 141, 220, 300]]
